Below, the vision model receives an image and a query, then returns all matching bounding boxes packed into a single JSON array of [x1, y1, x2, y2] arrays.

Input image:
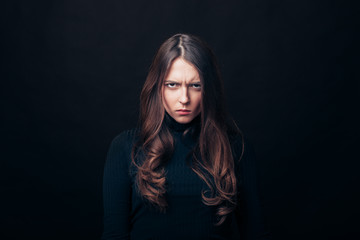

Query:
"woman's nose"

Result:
[[179, 87, 190, 105]]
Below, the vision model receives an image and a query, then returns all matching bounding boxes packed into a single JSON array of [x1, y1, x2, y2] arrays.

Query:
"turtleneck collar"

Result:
[[164, 112, 201, 133]]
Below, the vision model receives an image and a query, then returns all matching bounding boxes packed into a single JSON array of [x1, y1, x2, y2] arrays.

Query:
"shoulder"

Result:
[[228, 131, 245, 160], [103, 129, 140, 183], [229, 131, 256, 168], [106, 128, 140, 163], [109, 128, 140, 149]]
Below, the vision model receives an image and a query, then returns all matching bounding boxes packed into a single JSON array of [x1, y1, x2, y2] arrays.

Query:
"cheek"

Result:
[[162, 89, 174, 108], [161, 88, 167, 108], [193, 93, 202, 109]]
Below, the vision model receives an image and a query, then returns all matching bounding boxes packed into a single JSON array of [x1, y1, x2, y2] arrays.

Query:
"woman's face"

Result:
[[162, 57, 202, 124]]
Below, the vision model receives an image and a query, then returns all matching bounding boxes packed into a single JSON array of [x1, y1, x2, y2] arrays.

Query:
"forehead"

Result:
[[165, 58, 200, 82]]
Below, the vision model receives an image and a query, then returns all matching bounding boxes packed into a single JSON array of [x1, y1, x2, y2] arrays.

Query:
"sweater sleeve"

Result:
[[233, 136, 272, 240], [102, 132, 133, 240]]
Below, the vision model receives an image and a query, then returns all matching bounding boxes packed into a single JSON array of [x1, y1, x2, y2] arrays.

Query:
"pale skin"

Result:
[[162, 57, 202, 124]]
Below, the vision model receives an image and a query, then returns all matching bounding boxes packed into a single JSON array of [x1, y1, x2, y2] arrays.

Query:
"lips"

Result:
[[176, 109, 191, 112], [176, 109, 191, 115]]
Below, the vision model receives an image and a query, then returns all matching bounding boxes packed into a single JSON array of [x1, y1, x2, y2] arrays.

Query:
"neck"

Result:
[[164, 112, 200, 133]]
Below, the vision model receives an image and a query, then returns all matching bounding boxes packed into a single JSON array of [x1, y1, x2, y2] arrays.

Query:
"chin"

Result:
[[174, 116, 193, 124]]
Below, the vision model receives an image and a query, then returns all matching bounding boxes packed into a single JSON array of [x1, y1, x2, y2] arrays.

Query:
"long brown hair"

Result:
[[131, 33, 244, 225]]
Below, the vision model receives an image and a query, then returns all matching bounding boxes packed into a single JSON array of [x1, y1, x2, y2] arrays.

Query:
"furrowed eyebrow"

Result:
[[164, 80, 180, 83], [164, 80, 201, 86]]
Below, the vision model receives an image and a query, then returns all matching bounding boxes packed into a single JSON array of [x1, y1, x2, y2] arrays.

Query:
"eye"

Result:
[[165, 83, 178, 88], [191, 83, 201, 89]]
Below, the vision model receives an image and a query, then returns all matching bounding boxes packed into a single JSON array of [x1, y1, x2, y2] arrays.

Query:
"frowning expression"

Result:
[[162, 57, 202, 124]]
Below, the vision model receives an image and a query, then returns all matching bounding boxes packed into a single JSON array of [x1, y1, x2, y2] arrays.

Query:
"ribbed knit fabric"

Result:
[[102, 115, 271, 240]]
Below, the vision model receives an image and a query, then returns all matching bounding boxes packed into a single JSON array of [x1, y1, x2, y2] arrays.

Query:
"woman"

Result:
[[102, 33, 271, 240]]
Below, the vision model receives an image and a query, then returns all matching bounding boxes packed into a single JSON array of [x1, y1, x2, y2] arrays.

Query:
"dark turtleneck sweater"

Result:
[[102, 115, 271, 240]]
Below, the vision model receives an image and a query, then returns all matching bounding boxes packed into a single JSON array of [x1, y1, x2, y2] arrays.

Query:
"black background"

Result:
[[2, 0, 358, 239]]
